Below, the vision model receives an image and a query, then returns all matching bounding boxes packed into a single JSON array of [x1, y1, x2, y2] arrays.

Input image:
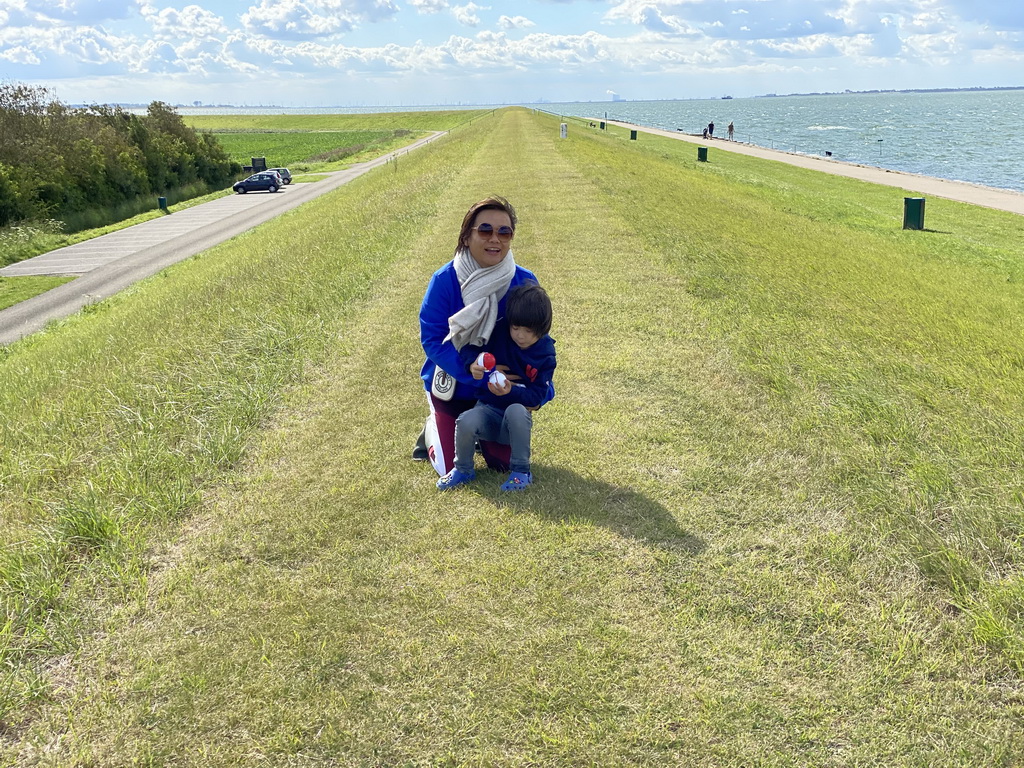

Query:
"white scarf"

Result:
[[444, 247, 516, 351]]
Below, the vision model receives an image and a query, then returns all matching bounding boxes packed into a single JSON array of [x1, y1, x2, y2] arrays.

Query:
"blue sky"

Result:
[[1, 0, 1021, 107]]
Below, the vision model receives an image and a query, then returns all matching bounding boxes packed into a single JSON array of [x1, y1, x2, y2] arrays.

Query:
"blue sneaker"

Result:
[[437, 467, 476, 491], [500, 471, 532, 492]]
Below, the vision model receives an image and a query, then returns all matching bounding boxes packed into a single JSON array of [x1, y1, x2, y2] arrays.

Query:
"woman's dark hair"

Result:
[[506, 282, 552, 337], [457, 196, 517, 250]]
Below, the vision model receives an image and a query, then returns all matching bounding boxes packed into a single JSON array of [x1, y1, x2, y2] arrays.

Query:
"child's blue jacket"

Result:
[[477, 318, 556, 411], [419, 260, 539, 401]]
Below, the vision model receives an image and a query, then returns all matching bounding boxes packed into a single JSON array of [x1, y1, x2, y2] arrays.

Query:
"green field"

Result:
[[186, 110, 494, 172], [211, 129, 398, 168], [1, 107, 1022, 766], [183, 109, 491, 133]]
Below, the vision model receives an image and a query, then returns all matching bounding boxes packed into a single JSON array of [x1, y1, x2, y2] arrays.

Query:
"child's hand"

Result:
[[488, 371, 512, 396], [471, 352, 496, 380]]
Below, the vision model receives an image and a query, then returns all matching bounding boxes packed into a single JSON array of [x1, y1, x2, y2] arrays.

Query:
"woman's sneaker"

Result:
[[500, 471, 532, 492], [437, 467, 476, 491]]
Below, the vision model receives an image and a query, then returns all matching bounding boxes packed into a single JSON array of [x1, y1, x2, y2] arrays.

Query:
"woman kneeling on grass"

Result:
[[437, 282, 556, 492], [413, 195, 548, 478]]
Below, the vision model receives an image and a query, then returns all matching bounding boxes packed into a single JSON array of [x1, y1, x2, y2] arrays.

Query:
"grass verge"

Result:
[[0, 276, 75, 311], [1, 108, 1022, 766]]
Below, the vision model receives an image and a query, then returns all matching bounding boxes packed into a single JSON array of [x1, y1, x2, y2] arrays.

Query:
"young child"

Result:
[[437, 283, 556, 492]]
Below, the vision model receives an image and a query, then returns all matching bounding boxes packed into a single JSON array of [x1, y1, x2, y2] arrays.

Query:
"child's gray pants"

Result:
[[454, 402, 533, 474]]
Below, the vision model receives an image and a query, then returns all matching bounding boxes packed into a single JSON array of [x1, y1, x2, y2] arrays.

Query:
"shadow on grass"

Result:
[[485, 464, 705, 556]]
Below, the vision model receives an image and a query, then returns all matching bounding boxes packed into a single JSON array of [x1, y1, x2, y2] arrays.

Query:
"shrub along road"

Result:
[[0, 132, 445, 346]]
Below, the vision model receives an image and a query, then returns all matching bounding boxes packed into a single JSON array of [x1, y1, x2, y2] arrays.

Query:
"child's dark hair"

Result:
[[506, 282, 552, 337]]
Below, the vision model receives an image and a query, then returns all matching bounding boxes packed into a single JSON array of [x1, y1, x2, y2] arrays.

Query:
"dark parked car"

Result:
[[268, 167, 292, 184], [233, 172, 281, 193]]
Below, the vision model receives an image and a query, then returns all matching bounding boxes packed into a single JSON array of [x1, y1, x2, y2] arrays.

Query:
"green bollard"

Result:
[[903, 197, 925, 230]]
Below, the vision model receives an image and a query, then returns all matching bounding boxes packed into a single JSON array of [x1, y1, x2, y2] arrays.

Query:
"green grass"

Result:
[[0, 276, 75, 310], [187, 110, 494, 173], [212, 129, 410, 170], [1, 108, 1023, 765], [183, 109, 491, 133]]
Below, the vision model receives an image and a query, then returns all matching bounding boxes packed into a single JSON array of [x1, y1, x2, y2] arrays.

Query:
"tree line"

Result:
[[0, 82, 241, 229]]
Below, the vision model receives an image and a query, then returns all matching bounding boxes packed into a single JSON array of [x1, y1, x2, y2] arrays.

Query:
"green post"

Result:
[[903, 197, 925, 230], [697, 147, 708, 162]]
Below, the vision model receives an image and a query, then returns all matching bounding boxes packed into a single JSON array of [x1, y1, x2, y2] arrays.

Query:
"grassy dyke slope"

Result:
[[2, 108, 1023, 765]]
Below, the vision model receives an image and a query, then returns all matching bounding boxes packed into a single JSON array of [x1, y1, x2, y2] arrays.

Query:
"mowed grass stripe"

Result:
[[10, 109, 1020, 766]]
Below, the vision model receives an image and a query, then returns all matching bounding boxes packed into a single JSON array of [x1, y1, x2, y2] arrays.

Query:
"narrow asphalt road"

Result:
[[0, 132, 445, 346]]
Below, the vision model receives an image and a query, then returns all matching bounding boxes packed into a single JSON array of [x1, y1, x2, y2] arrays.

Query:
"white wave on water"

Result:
[[808, 125, 852, 130]]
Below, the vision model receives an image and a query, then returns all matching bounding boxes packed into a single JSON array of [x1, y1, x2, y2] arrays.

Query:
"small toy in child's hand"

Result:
[[475, 352, 505, 387]]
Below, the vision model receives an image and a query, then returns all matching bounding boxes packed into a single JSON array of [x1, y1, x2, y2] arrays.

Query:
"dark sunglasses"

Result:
[[472, 223, 514, 241]]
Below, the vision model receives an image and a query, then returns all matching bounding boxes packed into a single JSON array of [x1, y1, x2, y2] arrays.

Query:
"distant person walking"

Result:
[[727, 121, 734, 140], [707, 121, 715, 138]]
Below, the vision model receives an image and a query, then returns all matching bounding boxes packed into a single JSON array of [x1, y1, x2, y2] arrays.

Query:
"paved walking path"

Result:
[[604, 120, 1024, 216], [0, 133, 445, 345]]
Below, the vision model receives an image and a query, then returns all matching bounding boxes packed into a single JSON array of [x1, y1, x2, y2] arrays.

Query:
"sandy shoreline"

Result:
[[602, 120, 1024, 217]]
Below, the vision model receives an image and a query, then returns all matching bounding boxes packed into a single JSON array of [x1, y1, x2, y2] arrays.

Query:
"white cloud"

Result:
[[341, 0, 400, 24], [408, 0, 448, 12], [242, 0, 355, 39], [142, 4, 228, 39], [499, 15, 535, 30], [606, 0, 846, 39], [451, 2, 485, 27], [238, 0, 399, 40], [0, 44, 41, 64]]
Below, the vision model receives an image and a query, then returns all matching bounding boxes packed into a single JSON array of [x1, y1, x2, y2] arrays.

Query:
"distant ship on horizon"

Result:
[[721, 95, 733, 99]]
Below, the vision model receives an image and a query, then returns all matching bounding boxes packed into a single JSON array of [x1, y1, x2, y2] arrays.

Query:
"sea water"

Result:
[[536, 90, 1024, 194], [177, 89, 1024, 194]]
